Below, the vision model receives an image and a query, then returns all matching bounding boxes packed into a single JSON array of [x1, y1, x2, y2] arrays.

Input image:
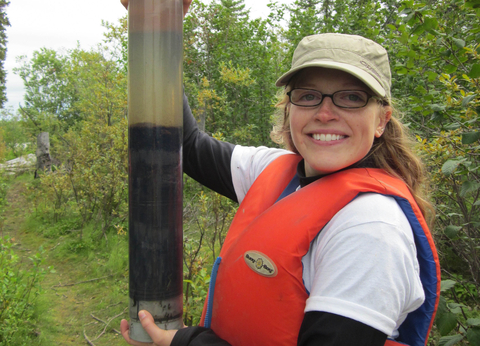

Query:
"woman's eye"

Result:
[[344, 92, 366, 102], [301, 94, 317, 101]]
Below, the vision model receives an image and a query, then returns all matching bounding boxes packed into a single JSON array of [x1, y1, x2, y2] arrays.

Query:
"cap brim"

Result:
[[275, 61, 386, 98]]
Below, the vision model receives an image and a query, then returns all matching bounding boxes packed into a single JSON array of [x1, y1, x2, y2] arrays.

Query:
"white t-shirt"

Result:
[[230, 145, 425, 338]]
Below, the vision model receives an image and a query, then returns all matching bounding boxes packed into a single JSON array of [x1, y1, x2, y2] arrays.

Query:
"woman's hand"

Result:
[[120, 0, 193, 17], [121, 310, 178, 346]]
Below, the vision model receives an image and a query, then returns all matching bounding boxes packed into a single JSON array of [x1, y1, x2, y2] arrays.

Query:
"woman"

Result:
[[120, 2, 440, 345]]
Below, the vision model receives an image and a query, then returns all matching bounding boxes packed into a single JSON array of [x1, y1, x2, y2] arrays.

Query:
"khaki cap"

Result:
[[276, 33, 392, 100]]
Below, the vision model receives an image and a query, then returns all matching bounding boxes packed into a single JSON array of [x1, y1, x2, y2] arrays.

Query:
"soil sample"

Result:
[[127, 0, 183, 341]]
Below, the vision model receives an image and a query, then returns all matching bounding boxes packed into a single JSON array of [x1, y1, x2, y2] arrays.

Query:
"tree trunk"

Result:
[[35, 132, 52, 177]]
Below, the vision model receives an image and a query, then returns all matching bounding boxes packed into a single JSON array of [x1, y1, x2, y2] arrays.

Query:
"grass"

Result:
[[2, 174, 130, 345]]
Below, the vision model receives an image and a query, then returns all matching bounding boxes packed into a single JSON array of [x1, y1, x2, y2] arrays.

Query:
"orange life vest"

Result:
[[200, 154, 440, 346]]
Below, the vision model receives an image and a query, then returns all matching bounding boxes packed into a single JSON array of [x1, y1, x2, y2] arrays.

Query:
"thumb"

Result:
[[138, 310, 178, 346], [138, 310, 157, 335]]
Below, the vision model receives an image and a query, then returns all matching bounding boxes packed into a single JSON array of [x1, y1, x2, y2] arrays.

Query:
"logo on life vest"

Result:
[[244, 251, 278, 277]]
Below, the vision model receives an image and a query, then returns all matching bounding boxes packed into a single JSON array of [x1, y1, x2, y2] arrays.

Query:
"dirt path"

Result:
[[3, 179, 128, 346]]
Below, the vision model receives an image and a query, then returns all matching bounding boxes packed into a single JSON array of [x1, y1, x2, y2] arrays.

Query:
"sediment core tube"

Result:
[[127, 0, 183, 342]]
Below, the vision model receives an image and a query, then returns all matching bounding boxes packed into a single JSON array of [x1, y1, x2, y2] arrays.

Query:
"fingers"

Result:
[[121, 311, 178, 346], [138, 311, 178, 346], [183, 0, 193, 17], [121, 319, 151, 346]]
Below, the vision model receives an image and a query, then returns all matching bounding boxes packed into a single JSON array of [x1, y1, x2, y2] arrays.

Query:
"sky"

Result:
[[4, 0, 280, 113]]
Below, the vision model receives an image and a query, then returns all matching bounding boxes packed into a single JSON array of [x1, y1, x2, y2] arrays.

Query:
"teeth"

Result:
[[312, 134, 345, 141]]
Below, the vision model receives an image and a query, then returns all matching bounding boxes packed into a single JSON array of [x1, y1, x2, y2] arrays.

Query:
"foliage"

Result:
[[0, 110, 33, 162], [182, 174, 235, 325], [384, 1, 480, 344], [0, 0, 9, 108], [30, 115, 128, 239], [0, 237, 50, 345], [0, 174, 6, 241], [434, 278, 480, 345]]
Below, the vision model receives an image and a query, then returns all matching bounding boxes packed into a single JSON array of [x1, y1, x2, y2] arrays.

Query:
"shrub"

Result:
[[0, 237, 50, 345]]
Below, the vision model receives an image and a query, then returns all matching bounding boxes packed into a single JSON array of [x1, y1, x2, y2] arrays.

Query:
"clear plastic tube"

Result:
[[127, 0, 183, 342]]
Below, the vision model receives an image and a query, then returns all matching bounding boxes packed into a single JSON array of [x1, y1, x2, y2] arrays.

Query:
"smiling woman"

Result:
[[120, 5, 441, 345]]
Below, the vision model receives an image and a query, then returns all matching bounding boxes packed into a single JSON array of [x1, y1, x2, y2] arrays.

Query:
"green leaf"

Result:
[[427, 71, 438, 81], [445, 123, 461, 130], [440, 279, 457, 292], [462, 95, 476, 108], [444, 225, 461, 239], [442, 49, 452, 57], [462, 132, 480, 144], [442, 160, 462, 176], [460, 181, 480, 197], [469, 64, 480, 78], [431, 103, 446, 112], [467, 318, 480, 326], [465, 0, 480, 9], [424, 17, 438, 30], [415, 85, 427, 95], [437, 296, 448, 315], [437, 313, 459, 336], [445, 64, 458, 74], [448, 303, 466, 314], [438, 335, 464, 346], [452, 38, 465, 49], [467, 327, 480, 345], [412, 24, 425, 35]]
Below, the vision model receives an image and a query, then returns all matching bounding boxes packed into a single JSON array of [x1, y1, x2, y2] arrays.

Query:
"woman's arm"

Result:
[[182, 92, 237, 202], [298, 312, 387, 345], [170, 312, 386, 346]]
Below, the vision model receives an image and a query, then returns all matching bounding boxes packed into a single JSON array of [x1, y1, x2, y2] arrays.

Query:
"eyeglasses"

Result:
[[287, 88, 376, 109]]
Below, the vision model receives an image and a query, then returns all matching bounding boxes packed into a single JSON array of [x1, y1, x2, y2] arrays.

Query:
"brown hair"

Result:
[[270, 88, 435, 227]]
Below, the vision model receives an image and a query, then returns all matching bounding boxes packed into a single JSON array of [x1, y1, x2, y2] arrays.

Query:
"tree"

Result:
[[0, 0, 9, 107], [14, 49, 76, 136]]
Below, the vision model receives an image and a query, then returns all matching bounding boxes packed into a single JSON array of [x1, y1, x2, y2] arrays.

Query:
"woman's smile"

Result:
[[309, 132, 347, 143]]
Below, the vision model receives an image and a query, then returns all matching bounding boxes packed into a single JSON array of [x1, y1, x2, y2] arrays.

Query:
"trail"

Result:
[[2, 179, 128, 346]]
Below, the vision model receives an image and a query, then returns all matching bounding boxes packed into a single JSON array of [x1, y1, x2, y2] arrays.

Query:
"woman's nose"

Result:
[[313, 96, 339, 122]]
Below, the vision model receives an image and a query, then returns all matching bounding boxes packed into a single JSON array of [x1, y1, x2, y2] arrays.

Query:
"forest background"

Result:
[[1, 0, 480, 345]]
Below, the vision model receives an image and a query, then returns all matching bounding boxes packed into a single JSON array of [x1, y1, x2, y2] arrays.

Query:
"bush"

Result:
[[0, 237, 50, 345]]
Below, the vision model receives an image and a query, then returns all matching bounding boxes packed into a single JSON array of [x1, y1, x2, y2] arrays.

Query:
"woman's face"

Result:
[[289, 67, 391, 177]]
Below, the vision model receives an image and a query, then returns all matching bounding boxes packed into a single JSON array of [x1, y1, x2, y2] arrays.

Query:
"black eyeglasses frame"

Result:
[[286, 88, 381, 109]]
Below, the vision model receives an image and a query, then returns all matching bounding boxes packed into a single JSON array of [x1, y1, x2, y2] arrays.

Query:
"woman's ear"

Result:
[[375, 106, 392, 138]]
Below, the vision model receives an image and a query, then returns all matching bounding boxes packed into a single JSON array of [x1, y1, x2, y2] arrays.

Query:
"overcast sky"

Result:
[[4, 0, 280, 113]]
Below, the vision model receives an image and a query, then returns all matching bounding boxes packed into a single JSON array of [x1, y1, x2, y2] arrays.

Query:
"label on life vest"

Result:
[[244, 251, 278, 277]]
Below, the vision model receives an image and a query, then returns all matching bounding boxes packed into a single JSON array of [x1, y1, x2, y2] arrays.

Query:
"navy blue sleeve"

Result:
[[182, 92, 237, 202], [298, 311, 388, 345], [170, 312, 387, 346], [172, 327, 231, 346]]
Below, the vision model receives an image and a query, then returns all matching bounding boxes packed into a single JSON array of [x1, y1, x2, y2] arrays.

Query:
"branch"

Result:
[[91, 307, 128, 341], [83, 330, 96, 346]]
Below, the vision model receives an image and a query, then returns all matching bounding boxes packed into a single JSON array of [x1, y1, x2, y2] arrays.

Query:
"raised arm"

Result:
[[182, 93, 237, 201]]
